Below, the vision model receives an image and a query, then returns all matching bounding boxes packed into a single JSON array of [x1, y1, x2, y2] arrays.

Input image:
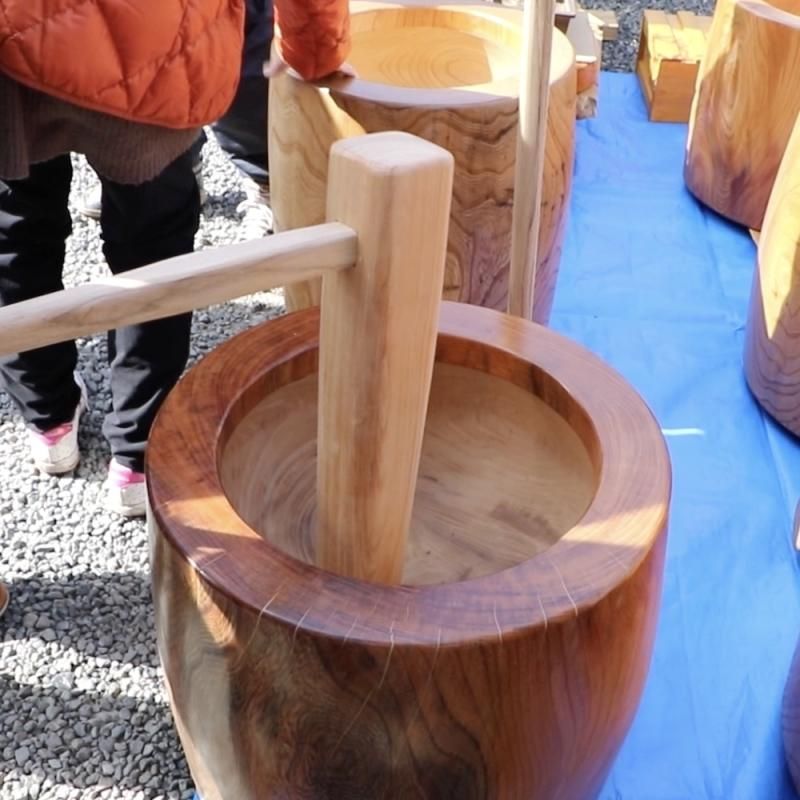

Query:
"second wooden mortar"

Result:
[[268, 1, 577, 322]]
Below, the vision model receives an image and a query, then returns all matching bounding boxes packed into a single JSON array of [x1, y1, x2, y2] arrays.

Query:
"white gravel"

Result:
[[0, 132, 284, 800]]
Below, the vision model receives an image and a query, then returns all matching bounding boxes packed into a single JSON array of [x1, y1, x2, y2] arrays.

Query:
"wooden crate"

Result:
[[637, 10, 712, 123]]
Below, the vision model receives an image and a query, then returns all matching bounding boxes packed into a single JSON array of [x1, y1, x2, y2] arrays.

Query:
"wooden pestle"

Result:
[[0, 132, 454, 585]]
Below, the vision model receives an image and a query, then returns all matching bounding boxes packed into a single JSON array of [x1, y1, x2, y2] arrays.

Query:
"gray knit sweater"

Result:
[[0, 72, 200, 185]]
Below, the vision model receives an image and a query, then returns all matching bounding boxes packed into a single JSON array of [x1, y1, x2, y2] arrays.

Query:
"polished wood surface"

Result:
[[317, 133, 453, 582], [507, 0, 555, 319], [149, 302, 671, 800], [685, 0, 800, 229], [268, 0, 576, 323], [744, 114, 800, 434], [0, 224, 356, 357]]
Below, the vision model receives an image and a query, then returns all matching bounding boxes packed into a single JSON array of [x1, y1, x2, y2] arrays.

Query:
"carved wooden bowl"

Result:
[[268, 1, 577, 322], [684, 0, 800, 230], [149, 302, 670, 800]]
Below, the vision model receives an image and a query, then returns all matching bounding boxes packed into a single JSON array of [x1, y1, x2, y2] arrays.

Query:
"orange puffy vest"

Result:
[[0, 0, 245, 129]]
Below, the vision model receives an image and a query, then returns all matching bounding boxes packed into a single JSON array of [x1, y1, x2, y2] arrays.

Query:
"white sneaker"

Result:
[[104, 458, 147, 517], [236, 178, 273, 241], [28, 374, 88, 475]]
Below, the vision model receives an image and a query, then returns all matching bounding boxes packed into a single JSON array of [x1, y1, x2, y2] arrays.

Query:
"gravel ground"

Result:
[[0, 7, 711, 797], [581, 0, 714, 71]]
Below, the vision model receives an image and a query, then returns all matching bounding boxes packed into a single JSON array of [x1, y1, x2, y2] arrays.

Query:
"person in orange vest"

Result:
[[0, 0, 351, 517]]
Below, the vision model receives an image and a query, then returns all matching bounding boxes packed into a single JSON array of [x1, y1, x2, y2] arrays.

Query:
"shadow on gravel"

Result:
[[0, 572, 195, 794], [0, 571, 157, 666]]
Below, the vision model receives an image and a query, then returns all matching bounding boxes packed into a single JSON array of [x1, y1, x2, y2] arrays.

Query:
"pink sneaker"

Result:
[[104, 458, 147, 517], [27, 374, 88, 475]]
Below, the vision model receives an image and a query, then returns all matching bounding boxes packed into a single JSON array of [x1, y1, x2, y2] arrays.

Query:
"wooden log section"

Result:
[[269, 0, 577, 323], [149, 302, 671, 800], [685, 0, 800, 230], [744, 113, 800, 434]]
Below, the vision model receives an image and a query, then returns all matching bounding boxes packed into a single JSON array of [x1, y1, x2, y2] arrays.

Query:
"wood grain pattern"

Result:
[[0, 224, 356, 358], [507, 0, 555, 319], [268, 1, 576, 324], [316, 133, 453, 582], [685, 0, 800, 229], [149, 302, 671, 800], [744, 113, 800, 433]]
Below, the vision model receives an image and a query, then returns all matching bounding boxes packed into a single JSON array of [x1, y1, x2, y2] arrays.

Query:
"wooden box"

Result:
[[637, 10, 711, 122]]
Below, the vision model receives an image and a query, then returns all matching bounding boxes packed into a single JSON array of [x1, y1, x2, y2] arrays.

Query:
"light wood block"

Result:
[[637, 9, 711, 123]]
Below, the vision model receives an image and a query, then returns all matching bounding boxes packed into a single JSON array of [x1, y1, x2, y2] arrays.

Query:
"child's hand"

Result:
[[263, 54, 357, 80]]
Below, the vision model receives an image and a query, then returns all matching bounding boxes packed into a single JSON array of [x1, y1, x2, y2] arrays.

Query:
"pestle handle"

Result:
[[0, 225, 356, 358], [507, 0, 556, 319], [317, 132, 454, 584]]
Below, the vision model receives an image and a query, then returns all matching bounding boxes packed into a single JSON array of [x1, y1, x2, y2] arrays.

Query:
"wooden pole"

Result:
[[316, 132, 454, 584], [0, 224, 356, 358], [508, 0, 556, 319]]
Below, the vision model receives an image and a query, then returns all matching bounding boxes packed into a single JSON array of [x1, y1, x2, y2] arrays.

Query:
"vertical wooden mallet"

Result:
[[316, 132, 454, 584], [508, 0, 557, 320]]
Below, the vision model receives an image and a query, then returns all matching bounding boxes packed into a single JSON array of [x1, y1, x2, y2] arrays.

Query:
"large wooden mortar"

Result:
[[148, 302, 671, 799], [268, 0, 577, 322], [684, 0, 800, 230]]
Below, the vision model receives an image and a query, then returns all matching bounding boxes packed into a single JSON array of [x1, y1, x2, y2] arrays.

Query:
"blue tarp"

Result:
[[552, 72, 800, 800]]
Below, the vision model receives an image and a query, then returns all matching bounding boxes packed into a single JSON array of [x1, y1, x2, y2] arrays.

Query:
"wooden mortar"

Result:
[[684, 0, 800, 230], [268, 0, 577, 323], [744, 111, 800, 434], [148, 302, 671, 799]]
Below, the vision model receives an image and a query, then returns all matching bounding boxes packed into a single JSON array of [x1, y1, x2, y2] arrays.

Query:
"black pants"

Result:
[[0, 151, 200, 473], [208, 0, 273, 183]]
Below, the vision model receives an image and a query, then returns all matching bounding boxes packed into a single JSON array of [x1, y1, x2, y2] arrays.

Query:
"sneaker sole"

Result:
[[34, 451, 80, 476], [105, 497, 147, 518]]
